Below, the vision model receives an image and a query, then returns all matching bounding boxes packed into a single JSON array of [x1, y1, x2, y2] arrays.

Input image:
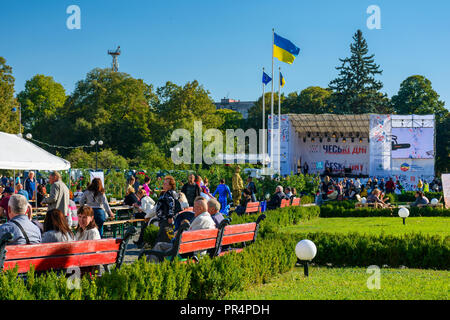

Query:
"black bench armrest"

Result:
[[115, 226, 137, 269], [0, 233, 13, 271]]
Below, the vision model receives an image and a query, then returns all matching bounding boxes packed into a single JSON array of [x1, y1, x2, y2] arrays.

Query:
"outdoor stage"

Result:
[[268, 113, 435, 190]]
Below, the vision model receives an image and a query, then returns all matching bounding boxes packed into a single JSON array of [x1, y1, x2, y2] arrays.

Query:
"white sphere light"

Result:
[[431, 198, 438, 205], [98, 140, 103, 146], [295, 240, 317, 261], [265, 193, 271, 200], [398, 207, 410, 218], [26, 133, 32, 139], [361, 197, 367, 204], [90, 140, 95, 146]]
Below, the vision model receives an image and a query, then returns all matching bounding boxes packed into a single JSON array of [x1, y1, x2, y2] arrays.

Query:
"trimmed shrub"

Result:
[[320, 205, 450, 218]]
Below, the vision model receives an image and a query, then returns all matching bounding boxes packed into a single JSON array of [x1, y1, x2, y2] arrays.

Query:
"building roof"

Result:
[[287, 113, 371, 138]]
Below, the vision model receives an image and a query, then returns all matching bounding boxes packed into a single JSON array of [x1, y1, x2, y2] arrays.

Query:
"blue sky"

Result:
[[1, 0, 449, 109]]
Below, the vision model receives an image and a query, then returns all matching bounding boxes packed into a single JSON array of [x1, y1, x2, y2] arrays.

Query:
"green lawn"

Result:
[[225, 266, 450, 300], [281, 217, 450, 237]]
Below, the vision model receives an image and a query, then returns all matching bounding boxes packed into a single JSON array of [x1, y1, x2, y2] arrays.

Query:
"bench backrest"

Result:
[[221, 222, 257, 245], [280, 199, 290, 208], [0, 227, 136, 274], [291, 198, 301, 206], [178, 228, 219, 254], [245, 202, 260, 214]]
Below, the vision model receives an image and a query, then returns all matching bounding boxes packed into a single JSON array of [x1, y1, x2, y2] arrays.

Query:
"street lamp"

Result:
[[295, 239, 317, 277], [398, 207, 409, 225], [90, 140, 103, 171]]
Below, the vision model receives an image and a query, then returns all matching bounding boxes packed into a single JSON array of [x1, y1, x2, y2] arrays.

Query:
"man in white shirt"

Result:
[[146, 197, 215, 262]]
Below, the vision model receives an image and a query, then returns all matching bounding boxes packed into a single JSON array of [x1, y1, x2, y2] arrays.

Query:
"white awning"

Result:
[[0, 132, 71, 170]]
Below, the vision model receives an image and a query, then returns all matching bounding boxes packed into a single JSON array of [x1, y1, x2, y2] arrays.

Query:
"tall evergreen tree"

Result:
[[0, 57, 19, 133], [329, 30, 389, 114]]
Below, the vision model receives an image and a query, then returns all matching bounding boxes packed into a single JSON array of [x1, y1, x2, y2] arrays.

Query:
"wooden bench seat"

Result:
[[0, 227, 137, 274], [139, 214, 266, 263]]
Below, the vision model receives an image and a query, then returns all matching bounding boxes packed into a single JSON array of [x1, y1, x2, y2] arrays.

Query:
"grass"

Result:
[[225, 266, 450, 300], [281, 217, 450, 237]]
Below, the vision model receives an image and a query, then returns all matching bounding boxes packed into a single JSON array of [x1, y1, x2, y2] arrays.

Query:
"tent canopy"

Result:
[[0, 132, 71, 170]]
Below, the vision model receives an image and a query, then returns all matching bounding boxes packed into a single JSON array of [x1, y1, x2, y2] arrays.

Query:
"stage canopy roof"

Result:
[[0, 132, 71, 170], [287, 113, 370, 138]]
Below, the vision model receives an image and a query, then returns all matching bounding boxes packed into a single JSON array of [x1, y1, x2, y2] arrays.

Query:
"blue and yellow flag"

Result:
[[280, 72, 285, 87], [273, 33, 300, 64]]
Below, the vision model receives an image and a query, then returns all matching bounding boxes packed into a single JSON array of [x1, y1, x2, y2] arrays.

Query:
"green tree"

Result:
[[0, 57, 19, 133], [329, 29, 388, 114], [296, 86, 333, 114], [16, 74, 66, 140], [130, 142, 170, 170], [245, 92, 284, 131], [215, 109, 243, 131], [65, 148, 128, 169], [54, 68, 155, 159]]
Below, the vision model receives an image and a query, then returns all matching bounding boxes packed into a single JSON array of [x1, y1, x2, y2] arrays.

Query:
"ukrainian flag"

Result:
[[280, 72, 285, 87], [273, 33, 300, 64]]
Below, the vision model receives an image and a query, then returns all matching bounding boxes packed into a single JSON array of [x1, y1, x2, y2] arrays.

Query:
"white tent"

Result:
[[0, 132, 70, 170]]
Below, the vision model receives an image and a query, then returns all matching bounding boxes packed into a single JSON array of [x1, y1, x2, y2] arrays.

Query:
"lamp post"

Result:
[[90, 140, 103, 171], [12, 104, 22, 137], [398, 207, 409, 225], [295, 239, 317, 277]]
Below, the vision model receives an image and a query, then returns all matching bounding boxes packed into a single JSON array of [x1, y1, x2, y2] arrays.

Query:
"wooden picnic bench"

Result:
[[280, 199, 290, 208], [139, 214, 266, 263], [0, 227, 137, 274], [245, 202, 260, 214], [291, 197, 301, 206]]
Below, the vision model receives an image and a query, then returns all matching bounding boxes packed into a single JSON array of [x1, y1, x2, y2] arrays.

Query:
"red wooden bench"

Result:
[[139, 214, 266, 262], [245, 202, 260, 214], [0, 227, 137, 274], [280, 199, 290, 208], [291, 197, 301, 206]]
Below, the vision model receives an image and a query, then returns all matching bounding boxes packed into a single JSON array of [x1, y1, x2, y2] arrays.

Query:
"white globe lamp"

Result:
[[361, 197, 367, 204], [430, 198, 438, 205], [398, 207, 410, 225], [295, 240, 317, 277]]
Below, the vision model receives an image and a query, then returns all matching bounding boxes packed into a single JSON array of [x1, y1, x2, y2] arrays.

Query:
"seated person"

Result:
[[207, 198, 224, 228], [133, 188, 155, 219], [73, 185, 84, 204], [36, 184, 47, 207], [366, 189, 389, 208], [411, 191, 429, 207], [124, 186, 139, 206], [147, 198, 216, 263], [42, 209, 74, 243], [234, 188, 252, 215], [326, 186, 338, 201], [16, 183, 29, 201], [267, 186, 287, 210], [0, 194, 42, 245], [75, 205, 101, 241]]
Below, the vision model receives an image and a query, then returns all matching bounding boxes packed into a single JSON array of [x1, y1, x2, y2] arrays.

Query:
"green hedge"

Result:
[[270, 232, 450, 270], [392, 191, 443, 203], [319, 205, 450, 217]]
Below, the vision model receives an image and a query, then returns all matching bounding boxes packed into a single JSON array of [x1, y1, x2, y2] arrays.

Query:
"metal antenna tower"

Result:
[[107, 46, 121, 72]]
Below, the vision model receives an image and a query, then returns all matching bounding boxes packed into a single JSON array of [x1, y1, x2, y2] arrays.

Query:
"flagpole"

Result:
[[262, 67, 266, 170], [270, 28, 274, 175], [278, 67, 281, 176]]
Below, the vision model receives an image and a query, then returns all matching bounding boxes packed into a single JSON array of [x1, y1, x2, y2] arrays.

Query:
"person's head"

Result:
[[163, 175, 176, 192], [77, 205, 97, 231], [324, 176, 330, 184], [220, 179, 225, 184], [128, 176, 135, 185], [276, 185, 283, 193], [87, 178, 105, 197], [188, 174, 195, 184], [194, 175, 202, 185], [136, 187, 147, 199], [15, 183, 23, 191], [49, 171, 61, 184], [144, 176, 150, 184], [415, 191, 424, 198], [203, 177, 209, 186], [292, 188, 297, 195], [44, 209, 73, 236], [126, 185, 135, 196], [8, 194, 29, 218], [193, 198, 208, 217], [372, 189, 381, 197], [207, 198, 220, 215], [243, 188, 251, 197], [285, 187, 291, 194], [247, 176, 253, 182], [28, 171, 35, 179], [178, 192, 189, 208], [37, 184, 46, 195]]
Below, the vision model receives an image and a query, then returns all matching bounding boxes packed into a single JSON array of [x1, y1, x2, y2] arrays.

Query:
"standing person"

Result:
[[232, 166, 244, 206], [417, 179, 424, 191], [142, 176, 152, 197], [212, 179, 232, 214], [181, 174, 201, 207], [385, 178, 395, 194], [152, 176, 178, 245], [75, 205, 101, 241], [246, 177, 257, 202], [73, 185, 84, 204], [303, 162, 309, 174], [41, 171, 70, 218], [24, 171, 37, 201], [42, 209, 74, 243], [0, 194, 42, 245], [79, 178, 114, 238]]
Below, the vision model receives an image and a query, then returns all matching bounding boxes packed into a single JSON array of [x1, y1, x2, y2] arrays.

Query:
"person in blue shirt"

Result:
[[16, 183, 29, 201], [212, 179, 232, 215], [24, 171, 37, 201]]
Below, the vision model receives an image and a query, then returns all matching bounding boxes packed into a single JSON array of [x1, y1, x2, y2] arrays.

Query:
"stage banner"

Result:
[[369, 114, 392, 176], [297, 138, 370, 175], [390, 158, 435, 191], [268, 115, 290, 175], [391, 127, 434, 159], [442, 174, 450, 208]]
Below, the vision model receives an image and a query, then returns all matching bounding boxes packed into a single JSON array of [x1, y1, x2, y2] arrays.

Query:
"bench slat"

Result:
[[221, 232, 255, 245], [246, 202, 259, 208], [4, 251, 118, 273], [181, 229, 219, 242], [179, 239, 217, 254], [5, 239, 121, 260], [218, 248, 244, 256], [223, 223, 256, 235]]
